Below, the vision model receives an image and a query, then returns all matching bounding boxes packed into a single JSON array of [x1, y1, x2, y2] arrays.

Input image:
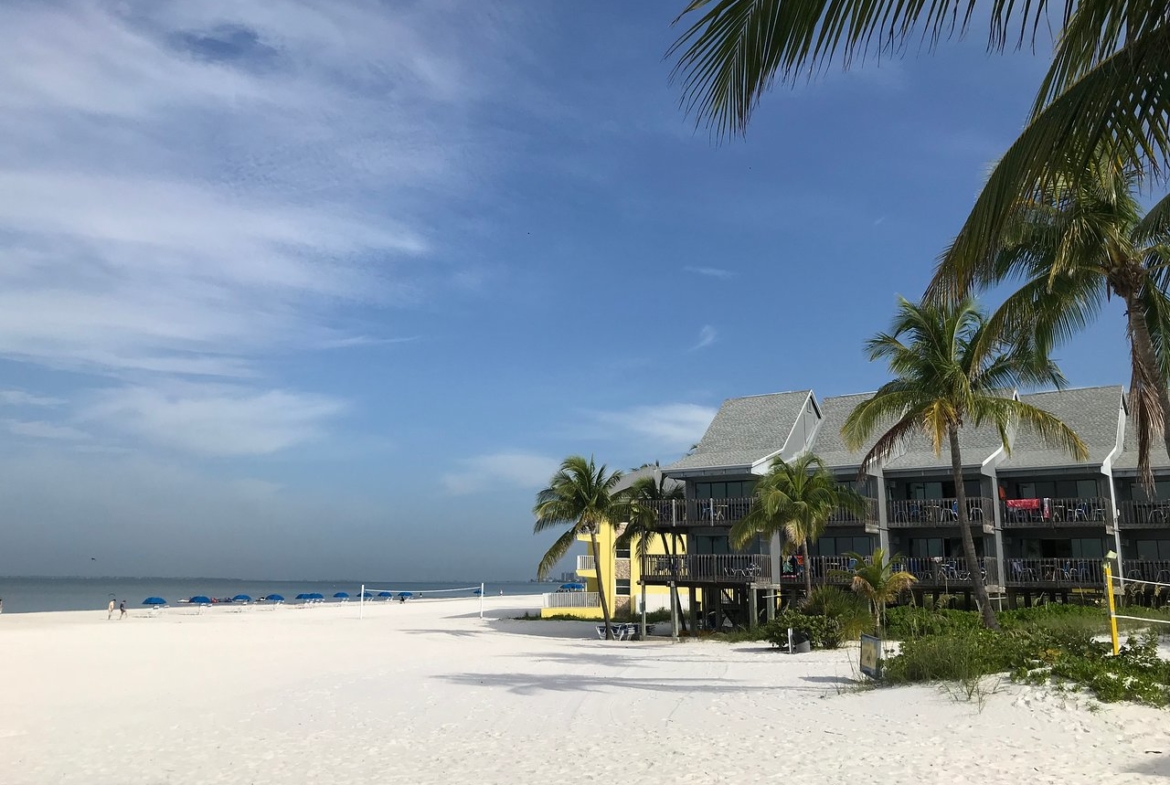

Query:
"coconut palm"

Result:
[[842, 297, 1088, 630], [932, 154, 1170, 488], [668, 0, 1170, 298], [613, 464, 688, 628], [729, 453, 866, 598], [534, 455, 630, 640], [837, 549, 917, 631]]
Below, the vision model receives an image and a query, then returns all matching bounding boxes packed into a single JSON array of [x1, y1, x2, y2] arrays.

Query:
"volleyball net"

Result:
[[1103, 565, 1170, 655], [357, 583, 486, 619]]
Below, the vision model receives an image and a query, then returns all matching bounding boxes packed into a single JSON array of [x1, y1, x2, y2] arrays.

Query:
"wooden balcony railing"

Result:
[[826, 498, 880, 527], [1118, 501, 1170, 529], [886, 498, 994, 528], [1121, 560, 1170, 583], [1003, 497, 1111, 527], [640, 554, 771, 583], [1004, 558, 1104, 586]]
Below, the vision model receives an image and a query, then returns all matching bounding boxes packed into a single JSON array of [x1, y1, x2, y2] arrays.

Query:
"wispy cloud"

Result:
[[684, 266, 735, 279], [442, 451, 559, 496], [692, 325, 717, 351], [0, 390, 64, 407], [4, 419, 90, 441], [0, 1, 528, 451], [592, 403, 717, 451], [81, 383, 344, 457]]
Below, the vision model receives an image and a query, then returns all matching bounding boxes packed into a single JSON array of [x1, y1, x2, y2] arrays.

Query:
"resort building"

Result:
[[543, 383, 1170, 625]]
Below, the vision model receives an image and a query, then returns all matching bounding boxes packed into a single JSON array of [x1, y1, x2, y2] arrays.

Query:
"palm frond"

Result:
[[537, 527, 579, 580], [668, 0, 1088, 137], [1134, 191, 1170, 243]]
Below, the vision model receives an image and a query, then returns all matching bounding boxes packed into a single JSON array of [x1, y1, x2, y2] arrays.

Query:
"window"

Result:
[[694, 480, 756, 499], [615, 579, 631, 596], [1136, 539, 1170, 560], [615, 547, 630, 559], [1070, 538, 1104, 559]]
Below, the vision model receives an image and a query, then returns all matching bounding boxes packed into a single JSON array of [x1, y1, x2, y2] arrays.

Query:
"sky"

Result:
[[0, 1, 1137, 581]]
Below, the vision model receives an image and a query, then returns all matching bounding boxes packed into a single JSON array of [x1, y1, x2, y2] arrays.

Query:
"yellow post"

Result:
[[1104, 564, 1120, 656]]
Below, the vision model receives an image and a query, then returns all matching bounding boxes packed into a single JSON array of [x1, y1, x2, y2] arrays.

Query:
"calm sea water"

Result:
[[0, 577, 552, 614]]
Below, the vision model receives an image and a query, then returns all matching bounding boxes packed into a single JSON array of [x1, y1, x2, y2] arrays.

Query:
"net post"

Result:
[[359, 584, 364, 621], [479, 582, 484, 619], [1104, 565, 1119, 656]]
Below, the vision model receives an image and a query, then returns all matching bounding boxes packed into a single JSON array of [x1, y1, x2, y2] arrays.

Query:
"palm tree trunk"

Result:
[[590, 530, 614, 640], [1124, 295, 1170, 490], [802, 540, 812, 598], [949, 427, 999, 631], [660, 532, 687, 633]]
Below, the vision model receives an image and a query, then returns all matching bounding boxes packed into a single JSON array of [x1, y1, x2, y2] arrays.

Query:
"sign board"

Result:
[[860, 634, 883, 679]]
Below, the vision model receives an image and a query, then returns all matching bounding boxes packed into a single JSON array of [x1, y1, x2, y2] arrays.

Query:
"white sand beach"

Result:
[[1, 597, 1168, 784]]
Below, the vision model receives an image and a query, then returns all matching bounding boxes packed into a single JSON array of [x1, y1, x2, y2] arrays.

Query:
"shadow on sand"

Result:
[[435, 670, 832, 697]]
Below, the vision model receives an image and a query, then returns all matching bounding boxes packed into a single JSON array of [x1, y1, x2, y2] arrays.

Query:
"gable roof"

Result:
[[1112, 398, 1170, 473], [812, 392, 877, 471], [609, 465, 684, 496], [998, 386, 1124, 471], [665, 390, 813, 474]]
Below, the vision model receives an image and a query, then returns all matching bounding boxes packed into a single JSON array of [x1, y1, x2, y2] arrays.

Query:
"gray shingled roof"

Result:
[[882, 419, 1007, 472], [665, 390, 812, 472], [609, 465, 684, 495], [812, 392, 878, 470], [1112, 398, 1170, 472], [999, 386, 1123, 471]]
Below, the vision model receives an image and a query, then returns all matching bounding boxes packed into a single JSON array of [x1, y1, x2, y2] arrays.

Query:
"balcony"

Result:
[[640, 554, 771, 584], [576, 554, 596, 573], [1003, 497, 1111, 528], [1003, 558, 1104, 587], [886, 498, 994, 528], [1122, 560, 1170, 583], [640, 496, 880, 529], [543, 591, 600, 609], [826, 498, 880, 530], [1117, 501, 1170, 529]]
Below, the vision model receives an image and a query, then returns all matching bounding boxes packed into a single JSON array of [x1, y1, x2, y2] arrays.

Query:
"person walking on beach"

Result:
[[108, 599, 116, 620], [119, 600, 127, 619]]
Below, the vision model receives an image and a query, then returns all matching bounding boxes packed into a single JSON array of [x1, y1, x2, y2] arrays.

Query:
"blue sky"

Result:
[[0, 1, 1133, 580]]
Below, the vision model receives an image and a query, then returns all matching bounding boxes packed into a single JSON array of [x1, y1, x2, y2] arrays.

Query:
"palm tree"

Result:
[[613, 464, 688, 628], [533, 455, 629, 640], [842, 297, 1088, 630], [838, 549, 917, 632], [668, 0, 1170, 301], [729, 453, 866, 598], [932, 154, 1170, 488]]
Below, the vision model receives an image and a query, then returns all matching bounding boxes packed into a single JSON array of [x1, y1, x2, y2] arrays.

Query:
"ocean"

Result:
[[0, 576, 553, 614]]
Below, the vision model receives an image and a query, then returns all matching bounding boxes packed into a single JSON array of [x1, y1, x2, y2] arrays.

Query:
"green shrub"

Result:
[[884, 606, 982, 640], [802, 586, 873, 640], [884, 628, 1023, 683], [761, 611, 843, 650]]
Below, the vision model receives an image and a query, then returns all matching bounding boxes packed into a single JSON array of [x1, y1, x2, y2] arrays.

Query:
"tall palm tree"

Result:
[[932, 154, 1170, 488], [533, 455, 629, 640], [842, 297, 1088, 630], [668, 0, 1170, 294], [729, 453, 866, 598], [838, 549, 917, 631], [613, 464, 688, 628]]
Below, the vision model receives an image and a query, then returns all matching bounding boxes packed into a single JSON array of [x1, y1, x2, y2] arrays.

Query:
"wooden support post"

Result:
[[688, 586, 698, 637], [748, 587, 758, 630]]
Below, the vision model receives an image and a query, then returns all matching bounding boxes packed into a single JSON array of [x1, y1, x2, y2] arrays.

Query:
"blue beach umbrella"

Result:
[[560, 582, 586, 591], [397, 591, 413, 599], [189, 595, 212, 604], [265, 594, 285, 602], [377, 591, 393, 598], [307, 592, 325, 600], [333, 592, 350, 599], [142, 597, 167, 605], [295, 593, 310, 600], [232, 594, 252, 602]]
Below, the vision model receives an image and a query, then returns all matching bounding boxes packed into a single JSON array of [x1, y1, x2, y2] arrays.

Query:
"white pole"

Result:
[[359, 583, 364, 621], [479, 582, 485, 619]]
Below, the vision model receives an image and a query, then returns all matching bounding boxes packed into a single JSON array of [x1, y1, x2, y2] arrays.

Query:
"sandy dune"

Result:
[[1, 597, 1167, 784]]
